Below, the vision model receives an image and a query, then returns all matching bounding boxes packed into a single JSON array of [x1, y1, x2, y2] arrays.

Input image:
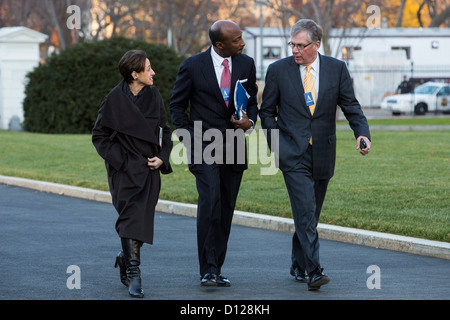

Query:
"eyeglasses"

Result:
[[288, 41, 313, 51]]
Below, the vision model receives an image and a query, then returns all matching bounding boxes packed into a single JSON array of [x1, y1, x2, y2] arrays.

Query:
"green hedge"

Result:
[[23, 37, 184, 133]]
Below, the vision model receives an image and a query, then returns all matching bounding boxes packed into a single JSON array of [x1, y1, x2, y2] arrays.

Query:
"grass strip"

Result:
[[1, 128, 448, 242]]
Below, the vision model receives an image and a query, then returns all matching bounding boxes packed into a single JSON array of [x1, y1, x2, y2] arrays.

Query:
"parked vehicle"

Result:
[[381, 81, 450, 115]]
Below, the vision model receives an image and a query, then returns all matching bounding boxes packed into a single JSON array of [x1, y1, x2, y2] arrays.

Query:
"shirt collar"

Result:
[[300, 55, 319, 73], [211, 46, 231, 67]]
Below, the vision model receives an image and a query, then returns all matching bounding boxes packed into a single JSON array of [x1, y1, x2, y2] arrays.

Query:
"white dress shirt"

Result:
[[210, 46, 254, 128], [300, 55, 320, 97], [211, 46, 232, 86]]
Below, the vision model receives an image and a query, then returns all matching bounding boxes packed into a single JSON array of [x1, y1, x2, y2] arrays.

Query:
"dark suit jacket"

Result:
[[170, 47, 258, 171], [259, 54, 370, 180]]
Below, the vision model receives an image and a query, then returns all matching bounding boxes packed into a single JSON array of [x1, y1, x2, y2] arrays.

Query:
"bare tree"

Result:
[[265, 0, 339, 55], [420, 0, 450, 27], [0, 0, 46, 29], [0, 0, 92, 54], [89, 0, 142, 39], [152, 0, 247, 55], [396, 0, 407, 27], [87, 0, 249, 55], [429, 5, 450, 27], [265, 0, 418, 56], [44, 0, 66, 49]]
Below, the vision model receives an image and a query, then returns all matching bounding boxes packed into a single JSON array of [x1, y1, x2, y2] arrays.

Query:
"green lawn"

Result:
[[338, 116, 450, 126], [0, 125, 449, 242]]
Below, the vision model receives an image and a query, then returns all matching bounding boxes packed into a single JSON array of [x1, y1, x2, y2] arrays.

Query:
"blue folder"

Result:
[[234, 79, 250, 120]]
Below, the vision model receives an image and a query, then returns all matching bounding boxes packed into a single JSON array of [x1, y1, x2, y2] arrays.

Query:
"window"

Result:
[[263, 47, 281, 59], [438, 86, 450, 96], [342, 46, 361, 60], [391, 46, 411, 59], [414, 85, 438, 95]]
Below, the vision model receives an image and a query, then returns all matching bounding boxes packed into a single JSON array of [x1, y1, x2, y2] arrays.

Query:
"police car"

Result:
[[381, 81, 450, 115]]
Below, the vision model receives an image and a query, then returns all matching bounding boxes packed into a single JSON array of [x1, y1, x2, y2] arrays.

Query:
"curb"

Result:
[[1, 174, 449, 260], [336, 125, 450, 131]]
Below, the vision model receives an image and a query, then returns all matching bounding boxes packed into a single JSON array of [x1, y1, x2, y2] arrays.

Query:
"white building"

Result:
[[243, 27, 290, 81], [0, 26, 48, 130], [243, 27, 450, 107]]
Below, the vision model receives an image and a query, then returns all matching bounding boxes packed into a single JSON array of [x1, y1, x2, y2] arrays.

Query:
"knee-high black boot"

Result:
[[121, 238, 144, 298], [114, 250, 129, 287]]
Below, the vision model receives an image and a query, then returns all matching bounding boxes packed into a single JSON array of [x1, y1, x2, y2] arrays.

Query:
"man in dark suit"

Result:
[[259, 19, 371, 291], [170, 20, 258, 286]]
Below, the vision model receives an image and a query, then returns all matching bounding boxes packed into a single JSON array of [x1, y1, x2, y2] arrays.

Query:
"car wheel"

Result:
[[392, 111, 401, 116], [414, 103, 427, 115]]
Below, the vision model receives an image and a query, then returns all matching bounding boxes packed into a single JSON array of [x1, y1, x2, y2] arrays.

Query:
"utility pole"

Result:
[[255, 0, 268, 80]]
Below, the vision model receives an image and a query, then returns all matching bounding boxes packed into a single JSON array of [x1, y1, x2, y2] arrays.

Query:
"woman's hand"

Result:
[[147, 156, 163, 170]]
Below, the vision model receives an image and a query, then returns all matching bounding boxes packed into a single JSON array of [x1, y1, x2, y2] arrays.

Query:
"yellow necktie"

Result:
[[304, 65, 316, 144], [304, 65, 316, 115]]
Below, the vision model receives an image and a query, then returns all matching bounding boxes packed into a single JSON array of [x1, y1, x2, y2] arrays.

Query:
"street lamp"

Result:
[[255, 0, 268, 80]]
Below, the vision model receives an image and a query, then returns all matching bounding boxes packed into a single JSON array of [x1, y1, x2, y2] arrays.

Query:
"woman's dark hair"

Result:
[[118, 50, 147, 83]]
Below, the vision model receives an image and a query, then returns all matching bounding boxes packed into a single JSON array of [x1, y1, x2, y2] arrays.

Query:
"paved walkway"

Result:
[[1, 183, 449, 302]]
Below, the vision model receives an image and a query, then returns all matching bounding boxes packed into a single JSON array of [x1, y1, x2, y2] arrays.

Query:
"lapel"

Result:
[[200, 48, 230, 110], [230, 55, 243, 109], [288, 56, 304, 100], [287, 57, 311, 117], [290, 54, 328, 118], [316, 53, 328, 114]]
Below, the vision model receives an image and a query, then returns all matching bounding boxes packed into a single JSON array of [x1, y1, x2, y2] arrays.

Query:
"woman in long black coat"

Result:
[[92, 50, 172, 298]]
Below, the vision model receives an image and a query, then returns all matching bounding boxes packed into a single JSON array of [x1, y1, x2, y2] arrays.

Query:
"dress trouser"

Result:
[[191, 163, 243, 276], [282, 145, 329, 274]]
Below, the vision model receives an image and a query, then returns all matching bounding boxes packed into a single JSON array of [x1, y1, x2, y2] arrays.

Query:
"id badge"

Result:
[[304, 92, 314, 106], [221, 88, 230, 102]]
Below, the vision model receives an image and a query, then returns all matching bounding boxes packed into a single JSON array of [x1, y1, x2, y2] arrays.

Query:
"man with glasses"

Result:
[[259, 19, 371, 291]]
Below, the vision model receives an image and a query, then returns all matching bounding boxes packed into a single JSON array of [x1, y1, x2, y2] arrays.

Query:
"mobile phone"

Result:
[[360, 138, 367, 149]]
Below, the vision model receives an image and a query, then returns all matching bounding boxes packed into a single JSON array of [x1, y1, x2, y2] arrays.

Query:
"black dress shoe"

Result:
[[307, 267, 330, 291], [200, 273, 217, 286], [216, 274, 231, 287], [290, 266, 309, 283]]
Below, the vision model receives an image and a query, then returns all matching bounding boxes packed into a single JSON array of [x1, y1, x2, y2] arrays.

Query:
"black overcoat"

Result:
[[92, 81, 172, 244]]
